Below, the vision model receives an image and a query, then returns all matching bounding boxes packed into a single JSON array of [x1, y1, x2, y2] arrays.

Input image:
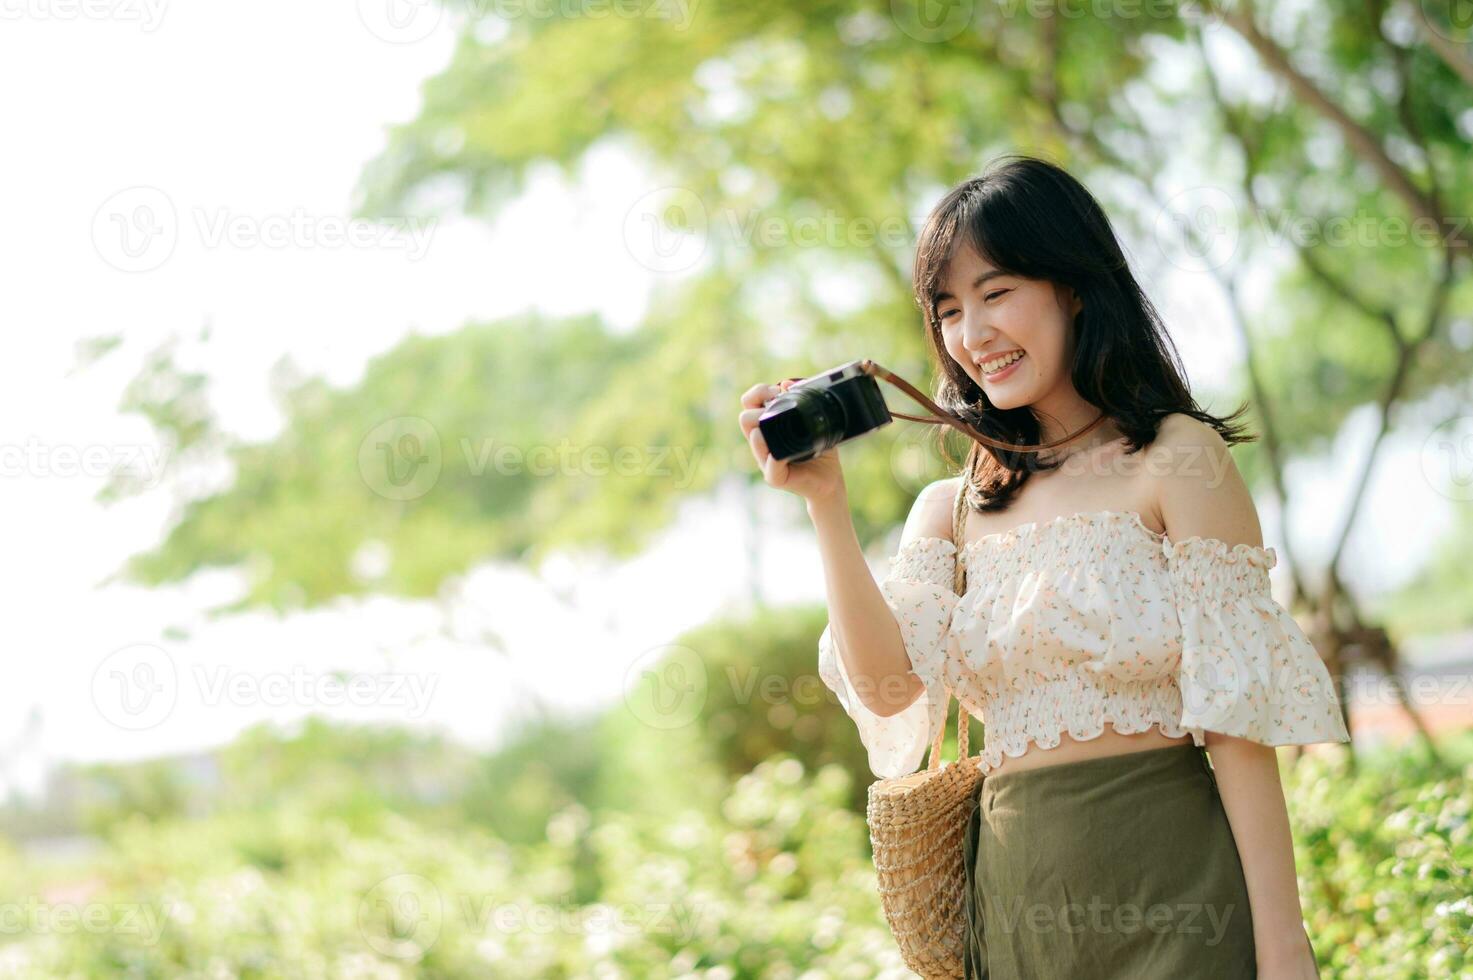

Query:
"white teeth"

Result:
[[981, 350, 1024, 375]]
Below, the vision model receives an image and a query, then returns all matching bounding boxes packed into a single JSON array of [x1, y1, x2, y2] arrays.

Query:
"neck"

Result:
[[1033, 399, 1118, 453]]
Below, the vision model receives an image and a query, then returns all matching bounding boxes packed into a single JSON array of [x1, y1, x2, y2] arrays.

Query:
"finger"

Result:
[[737, 406, 763, 440], [753, 426, 789, 484], [763, 450, 789, 487], [740, 382, 781, 410], [747, 423, 770, 467]]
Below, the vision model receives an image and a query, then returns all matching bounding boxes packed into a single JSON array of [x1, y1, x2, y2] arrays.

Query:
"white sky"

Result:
[[0, 3, 1458, 797]]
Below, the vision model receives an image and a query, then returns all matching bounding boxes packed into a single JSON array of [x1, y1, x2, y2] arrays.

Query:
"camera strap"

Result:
[[855, 359, 1110, 455]]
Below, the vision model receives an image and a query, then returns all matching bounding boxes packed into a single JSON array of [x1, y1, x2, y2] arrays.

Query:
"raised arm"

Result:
[[812, 478, 964, 779], [811, 477, 958, 718]]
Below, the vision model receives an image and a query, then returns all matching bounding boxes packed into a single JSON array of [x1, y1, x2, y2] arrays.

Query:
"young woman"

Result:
[[736, 155, 1349, 979]]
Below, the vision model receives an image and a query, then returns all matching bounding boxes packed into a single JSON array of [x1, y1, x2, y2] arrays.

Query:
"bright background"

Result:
[[1, 1, 1470, 976]]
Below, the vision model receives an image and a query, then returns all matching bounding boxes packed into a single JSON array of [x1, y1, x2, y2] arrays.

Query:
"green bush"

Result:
[[0, 724, 1466, 977]]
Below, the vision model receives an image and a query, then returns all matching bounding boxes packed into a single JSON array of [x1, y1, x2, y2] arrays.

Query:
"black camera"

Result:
[[757, 360, 893, 463]]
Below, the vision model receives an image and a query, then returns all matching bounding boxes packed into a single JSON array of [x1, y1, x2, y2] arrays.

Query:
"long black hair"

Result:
[[911, 153, 1254, 513]]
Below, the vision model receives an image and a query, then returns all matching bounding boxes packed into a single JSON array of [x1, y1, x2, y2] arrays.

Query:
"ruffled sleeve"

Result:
[[1163, 536, 1350, 747], [817, 537, 960, 780]]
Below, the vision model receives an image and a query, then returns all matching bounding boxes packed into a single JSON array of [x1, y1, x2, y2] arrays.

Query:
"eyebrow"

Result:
[[932, 270, 1010, 313]]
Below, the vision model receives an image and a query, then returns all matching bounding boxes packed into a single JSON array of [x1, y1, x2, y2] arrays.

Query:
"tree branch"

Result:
[[1212, 0, 1469, 255]]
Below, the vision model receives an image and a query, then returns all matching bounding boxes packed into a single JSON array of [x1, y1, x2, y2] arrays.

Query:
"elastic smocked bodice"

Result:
[[816, 510, 1349, 780]]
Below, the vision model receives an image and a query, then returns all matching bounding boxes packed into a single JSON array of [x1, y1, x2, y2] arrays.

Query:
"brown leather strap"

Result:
[[857, 359, 1109, 454]]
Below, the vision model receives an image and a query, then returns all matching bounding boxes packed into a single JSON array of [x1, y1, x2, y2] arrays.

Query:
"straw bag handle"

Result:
[[923, 471, 975, 771]]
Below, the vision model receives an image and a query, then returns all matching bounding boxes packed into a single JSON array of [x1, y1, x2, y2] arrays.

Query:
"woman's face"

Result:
[[934, 242, 1082, 411]]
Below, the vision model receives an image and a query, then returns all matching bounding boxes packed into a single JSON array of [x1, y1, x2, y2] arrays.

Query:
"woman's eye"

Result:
[[942, 290, 1008, 318]]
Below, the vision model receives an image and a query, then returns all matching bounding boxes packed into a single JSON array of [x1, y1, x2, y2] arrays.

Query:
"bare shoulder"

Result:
[[899, 477, 962, 547], [1154, 412, 1227, 453], [1151, 412, 1264, 549]]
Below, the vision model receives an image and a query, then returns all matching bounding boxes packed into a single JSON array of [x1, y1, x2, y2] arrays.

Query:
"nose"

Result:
[[959, 310, 997, 355]]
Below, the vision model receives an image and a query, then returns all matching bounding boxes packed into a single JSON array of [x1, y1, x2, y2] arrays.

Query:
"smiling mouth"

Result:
[[979, 350, 1025, 376]]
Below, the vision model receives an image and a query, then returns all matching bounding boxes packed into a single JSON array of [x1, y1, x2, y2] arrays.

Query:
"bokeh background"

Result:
[[3, 0, 1472, 976]]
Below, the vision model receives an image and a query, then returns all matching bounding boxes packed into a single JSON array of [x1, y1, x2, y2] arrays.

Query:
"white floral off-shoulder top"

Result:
[[817, 509, 1352, 779]]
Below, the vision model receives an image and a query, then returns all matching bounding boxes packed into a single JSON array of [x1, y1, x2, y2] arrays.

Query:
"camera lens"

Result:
[[764, 387, 848, 461]]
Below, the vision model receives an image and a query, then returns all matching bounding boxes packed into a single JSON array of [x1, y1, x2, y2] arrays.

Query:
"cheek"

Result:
[[1004, 293, 1065, 354]]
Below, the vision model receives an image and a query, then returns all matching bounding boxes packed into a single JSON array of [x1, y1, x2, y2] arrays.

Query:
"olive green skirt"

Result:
[[962, 743, 1258, 979]]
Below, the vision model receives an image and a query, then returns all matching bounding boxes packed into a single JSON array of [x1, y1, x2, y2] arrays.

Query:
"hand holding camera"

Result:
[[737, 378, 845, 504], [739, 357, 1107, 506]]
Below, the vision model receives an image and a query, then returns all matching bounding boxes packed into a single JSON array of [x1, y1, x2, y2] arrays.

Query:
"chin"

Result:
[[986, 393, 1029, 411], [979, 379, 1035, 410]]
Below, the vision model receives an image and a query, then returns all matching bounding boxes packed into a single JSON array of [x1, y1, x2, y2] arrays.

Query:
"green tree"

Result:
[[93, 4, 1473, 764]]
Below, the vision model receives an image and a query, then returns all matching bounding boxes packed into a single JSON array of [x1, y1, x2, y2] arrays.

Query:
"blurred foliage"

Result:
[[114, 314, 645, 610], [1374, 502, 1473, 640], [658, 603, 878, 812], [668, 601, 983, 814], [0, 718, 1467, 977], [86, 0, 1471, 628], [1291, 737, 1473, 977], [29, 3, 1473, 976]]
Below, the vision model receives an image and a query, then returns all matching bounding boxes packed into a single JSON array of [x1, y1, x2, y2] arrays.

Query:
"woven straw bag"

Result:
[[865, 476, 984, 979]]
